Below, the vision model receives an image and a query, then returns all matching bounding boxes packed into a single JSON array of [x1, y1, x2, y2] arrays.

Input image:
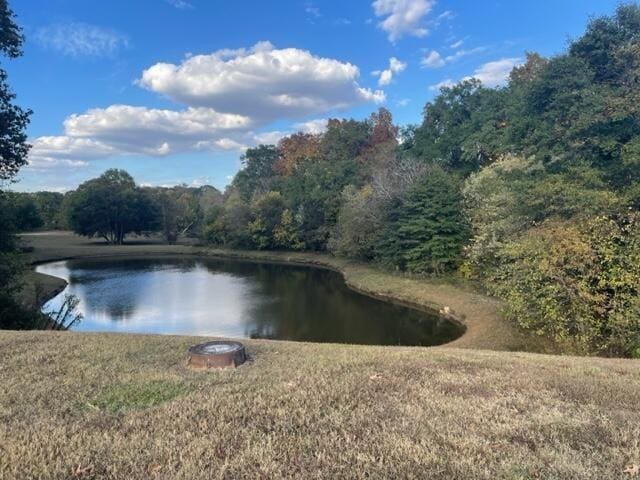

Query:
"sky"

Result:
[[5, 0, 622, 192]]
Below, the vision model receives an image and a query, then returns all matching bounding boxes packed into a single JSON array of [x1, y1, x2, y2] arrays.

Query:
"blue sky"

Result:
[[6, 0, 621, 192]]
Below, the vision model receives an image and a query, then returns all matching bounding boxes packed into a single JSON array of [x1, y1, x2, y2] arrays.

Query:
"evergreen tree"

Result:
[[378, 167, 469, 274]]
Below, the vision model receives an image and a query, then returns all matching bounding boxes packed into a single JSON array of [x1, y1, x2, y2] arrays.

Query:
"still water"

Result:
[[36, 257, 462, 346]]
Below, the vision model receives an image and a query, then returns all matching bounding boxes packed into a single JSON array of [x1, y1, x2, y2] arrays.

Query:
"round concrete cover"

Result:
[[188, 341, 246, 368]]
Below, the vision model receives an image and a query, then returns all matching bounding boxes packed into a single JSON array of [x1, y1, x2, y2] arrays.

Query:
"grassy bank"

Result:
[[21, 231, 529, 351], [0, 330, 638, 479]]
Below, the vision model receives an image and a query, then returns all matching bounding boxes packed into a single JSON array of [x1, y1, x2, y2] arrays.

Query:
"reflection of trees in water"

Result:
[[234, 263, 462, 346], [65, 258, 183, 323]]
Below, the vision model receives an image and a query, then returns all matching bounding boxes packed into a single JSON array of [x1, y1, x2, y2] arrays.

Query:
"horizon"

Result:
[[7, 0, 621, 193]]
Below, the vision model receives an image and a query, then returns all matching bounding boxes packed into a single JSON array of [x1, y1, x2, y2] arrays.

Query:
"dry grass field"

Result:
[[1, 232, 637, 479], [1, 331, 639, 479]]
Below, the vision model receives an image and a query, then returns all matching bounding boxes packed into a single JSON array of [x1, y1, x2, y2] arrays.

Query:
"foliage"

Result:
[[7, 192, 43, 230], [273, 132, 320, 176], [462, 155, 621, 273], [232, 145, 279, 202], [486, 216, 640, 356], [248, 191, 286, 249], [273, 209, 303, 250], [378, 167, 469, 274], [65, 169, 159, 244], [150, 185, 215, 244], [329, 185, 384, 260]]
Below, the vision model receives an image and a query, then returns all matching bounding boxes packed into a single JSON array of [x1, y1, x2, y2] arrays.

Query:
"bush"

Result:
[[487, 215, 640, 356]]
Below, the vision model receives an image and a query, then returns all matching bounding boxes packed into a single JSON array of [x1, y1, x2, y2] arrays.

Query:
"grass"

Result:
[[88, 380, 191, 414], [0, 330, 638, 479], [2, 231, 637, 478]]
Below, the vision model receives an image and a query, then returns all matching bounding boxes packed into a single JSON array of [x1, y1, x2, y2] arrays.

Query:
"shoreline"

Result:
[[22, 232, 533, 351]]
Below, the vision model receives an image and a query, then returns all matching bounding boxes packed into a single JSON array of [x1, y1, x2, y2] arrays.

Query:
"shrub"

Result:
[[487, 215, 640, 356]]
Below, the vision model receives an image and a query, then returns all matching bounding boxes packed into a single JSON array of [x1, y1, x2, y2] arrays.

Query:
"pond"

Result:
[[36, 257, 463, 346]]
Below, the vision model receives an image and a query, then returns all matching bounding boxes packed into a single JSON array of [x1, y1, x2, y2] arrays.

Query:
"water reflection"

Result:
[[37, 257, 463, 346]]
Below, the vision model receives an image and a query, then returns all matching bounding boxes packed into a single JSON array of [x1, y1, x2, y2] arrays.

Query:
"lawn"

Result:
[[1, 232, 637, 479], [1, 331, 638, 479]]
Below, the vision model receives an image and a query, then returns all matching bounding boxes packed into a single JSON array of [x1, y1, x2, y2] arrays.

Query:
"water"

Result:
[[36, 257, 463, 346]]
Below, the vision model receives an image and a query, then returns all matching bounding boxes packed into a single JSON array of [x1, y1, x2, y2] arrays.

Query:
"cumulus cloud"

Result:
[[421, 50, 445, 69], [428, 79, 456, 91], [137, 42, 384, 122], [293, 118, 328, 134], [34, 21, 129, 57], [372, 0, 435, 42], [428, 57, 522, 91], [373, 57, 407, 86], [28, 105, 253, 167], [468, 58, 521, 87]]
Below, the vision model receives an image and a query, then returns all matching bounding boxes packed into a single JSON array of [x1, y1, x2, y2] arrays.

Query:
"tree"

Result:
[[273, 209, 303, 250], [274, 132, 320, 177], [378, 167, 469, 274], [65, 169, 159, 244], [248, 191, 286, 249], [8, 193, 43, 231], [232, 145, 279, 201], [0, 0, 30, 181], [462, 155, 620, 275], [329, 185, 384, 260]]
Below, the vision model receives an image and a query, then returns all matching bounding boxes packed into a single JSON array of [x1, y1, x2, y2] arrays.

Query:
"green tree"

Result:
[[0, 0, 30, 182], [273, 209, 303, 250], [378, 167, 469, 274], [8, 193, 43, 231], [249, 191, 286, 250], [65, 170, 159, 244], [462, 155, 620, 274], [0, 0, 35, 329], [232, 145, 279, 202]]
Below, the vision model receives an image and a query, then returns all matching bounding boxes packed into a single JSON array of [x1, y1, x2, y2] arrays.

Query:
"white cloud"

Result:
[[372, 0, 435, 42], [28, 105, 254, 168], [449, 39, 464, 49], [429, 79, 456, 91], [34, 22, 129, 57], [445, 46, 486, 63], [396, 98, 411, 106], [467, 57, 521, 87], [305, 2, 322, 18], [138, 41, 384, 122], [373, 57, 407, 86], [421, 50, 445, 69], [422, 46, 485, 70], [293, 118, 328, 134], [428, 57, 522, 92], [165, 0, 193, 9]]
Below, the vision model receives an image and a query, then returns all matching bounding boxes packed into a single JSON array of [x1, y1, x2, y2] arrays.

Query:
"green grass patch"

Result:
[[89, 380, 190, 414]]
